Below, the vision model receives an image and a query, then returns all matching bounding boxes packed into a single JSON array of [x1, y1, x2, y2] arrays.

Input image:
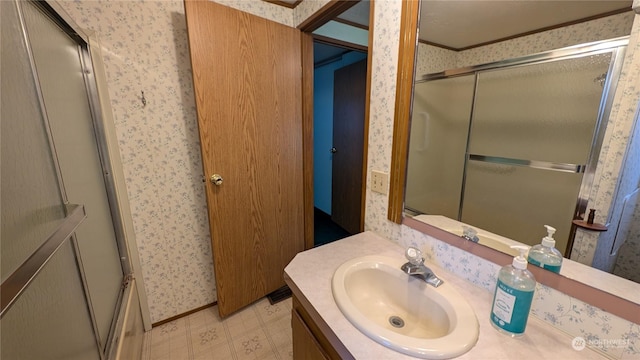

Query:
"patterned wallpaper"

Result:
[[577, 14, 640, 270], [611, 103, 640, 282], [613, 188, 640, 282], [55, 0, 640, 353]]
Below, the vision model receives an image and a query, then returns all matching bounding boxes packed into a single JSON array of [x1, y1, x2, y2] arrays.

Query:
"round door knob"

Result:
[[330, 147, 337, 153], [210, 174, 223, 186]]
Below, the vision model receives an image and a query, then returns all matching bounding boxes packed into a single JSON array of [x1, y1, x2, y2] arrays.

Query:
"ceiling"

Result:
[[313, 42, 354, 66], [421, 1, 632, 50], [331, 0, 632, 50]]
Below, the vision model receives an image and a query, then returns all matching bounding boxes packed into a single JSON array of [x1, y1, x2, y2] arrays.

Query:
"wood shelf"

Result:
[[572, 219, 608, 232]]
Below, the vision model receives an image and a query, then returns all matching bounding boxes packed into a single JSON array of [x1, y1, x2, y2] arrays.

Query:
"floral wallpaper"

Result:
[[612, 107, 640, 282], [577, 13, 640, 271], [613, 193, 640, 282], [363, 0, 403, 244]]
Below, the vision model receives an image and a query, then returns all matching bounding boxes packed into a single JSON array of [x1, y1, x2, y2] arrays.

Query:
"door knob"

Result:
[[330, 147, 337, 153], [210, 174, 223, 186]]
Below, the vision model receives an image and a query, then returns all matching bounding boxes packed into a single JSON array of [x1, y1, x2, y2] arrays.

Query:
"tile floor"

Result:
[[142, 297, 293, 360]]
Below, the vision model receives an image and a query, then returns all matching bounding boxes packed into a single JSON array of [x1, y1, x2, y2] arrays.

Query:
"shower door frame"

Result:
[[1, 1, 143, 358], [408, 37, 628, 252]]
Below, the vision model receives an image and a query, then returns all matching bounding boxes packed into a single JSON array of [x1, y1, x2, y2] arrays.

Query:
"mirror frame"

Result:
[[388, 0, 419, 224], [387, 0, 640, 325]]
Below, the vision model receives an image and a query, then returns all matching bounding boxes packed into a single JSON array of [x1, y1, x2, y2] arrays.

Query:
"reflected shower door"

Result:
[[405, 75, 475, 218], [462, 52, 614, 251]]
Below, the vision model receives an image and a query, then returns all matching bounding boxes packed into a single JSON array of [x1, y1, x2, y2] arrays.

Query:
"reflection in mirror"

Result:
[[403, 1, 640, 287], [407, 40, 625, 256]]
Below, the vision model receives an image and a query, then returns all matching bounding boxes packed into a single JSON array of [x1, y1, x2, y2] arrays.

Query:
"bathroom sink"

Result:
[[332, 255, 479, 359]]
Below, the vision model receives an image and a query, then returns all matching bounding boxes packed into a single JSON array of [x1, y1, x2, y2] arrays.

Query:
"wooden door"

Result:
[[185, 0, 304, 317], [331, 59, 367, 235]]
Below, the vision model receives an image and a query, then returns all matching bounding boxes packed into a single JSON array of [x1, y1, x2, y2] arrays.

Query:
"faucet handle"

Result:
[[405, 247, 424, 265], [462, 225, 477, 238]]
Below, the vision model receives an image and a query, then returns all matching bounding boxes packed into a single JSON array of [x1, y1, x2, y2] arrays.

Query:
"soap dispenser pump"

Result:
[[527, 225, 563, 273], [490, 246, 536, 337]]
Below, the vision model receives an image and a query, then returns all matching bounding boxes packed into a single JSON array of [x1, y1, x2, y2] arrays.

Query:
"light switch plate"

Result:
[[371, 170, 389, 194]]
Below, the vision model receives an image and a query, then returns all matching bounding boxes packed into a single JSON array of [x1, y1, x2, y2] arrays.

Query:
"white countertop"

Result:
[[285, 231, 607, 359]]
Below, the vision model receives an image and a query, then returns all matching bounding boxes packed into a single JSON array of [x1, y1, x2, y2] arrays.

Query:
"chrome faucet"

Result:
[[461, 225, 480, 243], [401, 247, 444, 288]]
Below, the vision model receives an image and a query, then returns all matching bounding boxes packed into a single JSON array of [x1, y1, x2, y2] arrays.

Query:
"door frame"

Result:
[[298, 0, 374, 250]]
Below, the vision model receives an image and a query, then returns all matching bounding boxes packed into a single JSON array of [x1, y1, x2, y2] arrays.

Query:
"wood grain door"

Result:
[[185, 0, 304, 317], [331, 59, 367, 235]]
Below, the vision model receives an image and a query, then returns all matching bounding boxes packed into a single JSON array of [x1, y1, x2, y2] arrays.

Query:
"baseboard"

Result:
[[151, 302, 218, 328]]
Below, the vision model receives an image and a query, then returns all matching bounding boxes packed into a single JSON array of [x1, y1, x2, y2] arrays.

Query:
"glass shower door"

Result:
[[2, 0, 127, 358], [405, 75, 475, 218], [21, 1, 125, 350], [462, 52, 615, 251], [1, 1, 100, 359]]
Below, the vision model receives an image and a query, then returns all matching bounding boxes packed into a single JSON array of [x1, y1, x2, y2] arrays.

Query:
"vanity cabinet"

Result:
[[291, 294, 353, 360], [292, 304, 329, 360]]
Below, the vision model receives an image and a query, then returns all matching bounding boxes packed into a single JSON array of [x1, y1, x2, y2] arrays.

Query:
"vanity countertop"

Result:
[[284, 231, 607, 359]]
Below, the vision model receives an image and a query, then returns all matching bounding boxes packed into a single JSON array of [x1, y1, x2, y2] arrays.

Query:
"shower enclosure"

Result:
[[405, 38, 627, 255], [1, 1, 143, 359]]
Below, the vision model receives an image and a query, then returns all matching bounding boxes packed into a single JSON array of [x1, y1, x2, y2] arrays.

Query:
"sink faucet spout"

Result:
[[402, 247, 444, 287]]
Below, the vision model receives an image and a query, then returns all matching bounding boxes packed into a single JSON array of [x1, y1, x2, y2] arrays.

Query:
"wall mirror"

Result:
[[388, 0, 640, 311]]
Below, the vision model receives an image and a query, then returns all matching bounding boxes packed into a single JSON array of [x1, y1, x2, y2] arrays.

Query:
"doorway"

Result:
[[313, 42, 367, 246], [308, 3, 371, 247]]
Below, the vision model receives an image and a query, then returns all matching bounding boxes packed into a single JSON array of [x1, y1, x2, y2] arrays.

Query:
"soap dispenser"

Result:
[[527, 225, 563, 273], [490, 246, 536, 337]]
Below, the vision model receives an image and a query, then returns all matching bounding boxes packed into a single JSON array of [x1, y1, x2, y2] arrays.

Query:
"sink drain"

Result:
[[389, 315, 405, 328]]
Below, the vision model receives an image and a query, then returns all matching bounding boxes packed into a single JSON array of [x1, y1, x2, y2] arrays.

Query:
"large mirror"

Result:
[[391, 0, 640, 303]]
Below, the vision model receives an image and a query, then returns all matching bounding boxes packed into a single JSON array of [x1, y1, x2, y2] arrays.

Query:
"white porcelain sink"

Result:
[[332, 255, 479, 359]]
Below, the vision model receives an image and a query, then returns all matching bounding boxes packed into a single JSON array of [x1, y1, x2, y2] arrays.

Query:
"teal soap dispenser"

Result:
[[490, 246, 536, 337], [527, 225, 563, 273]]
